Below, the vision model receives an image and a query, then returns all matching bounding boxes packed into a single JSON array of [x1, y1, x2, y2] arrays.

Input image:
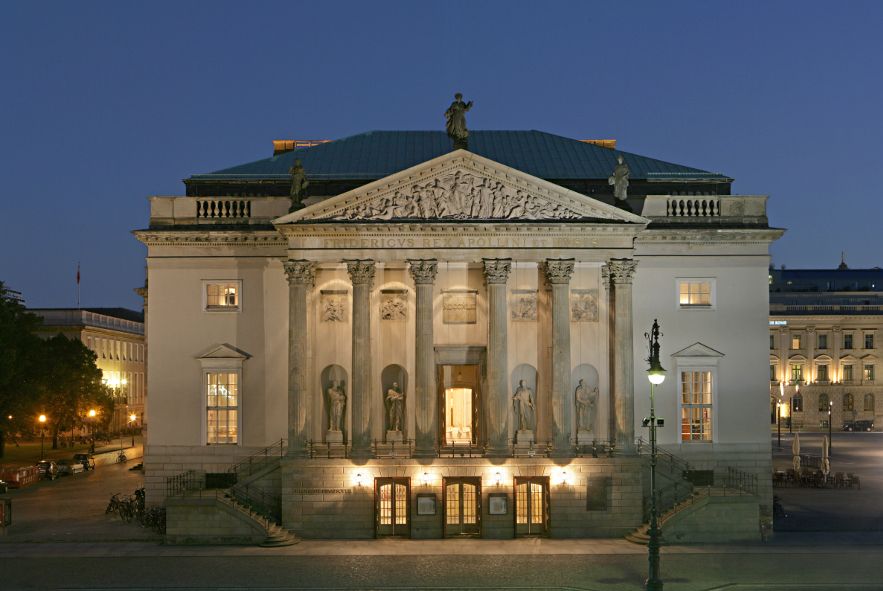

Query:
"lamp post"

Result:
[[776, 402, 782, 450], [87, 409, 97, 454], [37, 414, 47, 460], [128, 413, 137, 448], [643, 319, 666, 591], [828, 400, 833, 455]]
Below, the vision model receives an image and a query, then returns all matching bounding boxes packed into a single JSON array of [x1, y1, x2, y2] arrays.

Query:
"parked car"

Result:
[[73, 453, 95, 471], [36, 460, 59, 480], [843, 420, 874, 432], [56, 459, 84, 476]]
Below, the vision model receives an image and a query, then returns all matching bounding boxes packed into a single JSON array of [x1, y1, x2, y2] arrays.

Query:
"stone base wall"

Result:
[[281, 457, 643, 539], [663, 495, 760, 543], [165, 496, 266, 545]]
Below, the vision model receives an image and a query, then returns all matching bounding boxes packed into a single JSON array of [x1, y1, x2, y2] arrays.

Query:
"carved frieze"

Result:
[[571, 289, 599, 322], [407, 259, 438, 285], [511, 290, 537, 321], [608, 258, 638, 284], [483, 258, 512, 284], [320, 290, 348, 322], [544, 259, 575, 284], [443, 289, 477, 324], [284, 260, 316, 286], [318, 172, 586, 221]]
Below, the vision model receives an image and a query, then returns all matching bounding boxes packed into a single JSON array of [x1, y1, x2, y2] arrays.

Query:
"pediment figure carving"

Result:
[[275, 150, 647, 225]]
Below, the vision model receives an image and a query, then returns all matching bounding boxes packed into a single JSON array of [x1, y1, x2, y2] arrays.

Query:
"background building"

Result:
[[770, 263, 883, 431], [139, 128, 780, 542], [31, 308, 146, 431]]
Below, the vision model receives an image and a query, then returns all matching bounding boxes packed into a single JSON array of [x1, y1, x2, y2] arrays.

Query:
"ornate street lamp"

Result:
[[87, 408, 97, 454], [37, 414, 47, 460], [828, 400, 833, 456], [128, 413, 137, 448], [643, 319, 665, 591]]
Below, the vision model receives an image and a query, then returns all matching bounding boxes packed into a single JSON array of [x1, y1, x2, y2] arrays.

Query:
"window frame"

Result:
[[677, 366, 716, 444], [864, 364, 875, 382], [817, 334, 828, 350], [843, 333, 854, 350], [865, 333, 875, 350], [202, 279, 243, 313], [816, 364, 829, 383], [203, 368, 242, 446], [790, 335, 802, 350], [675, 278, 716, 310]]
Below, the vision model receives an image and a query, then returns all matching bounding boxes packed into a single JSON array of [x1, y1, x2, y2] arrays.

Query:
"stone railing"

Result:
[[641, 195, 768, 225], [149, 196, 291, 226]]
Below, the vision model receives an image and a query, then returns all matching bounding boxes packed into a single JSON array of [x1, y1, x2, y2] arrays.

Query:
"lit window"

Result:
[[843, 364, 854, 382], [205, 281, 241, 311], [843, 334, 853, 349], [206, 371, 239, 444], [865, 334, 875, 349], [790, 363, 803, 382], [680, 369, 713, 442], [818, 334, 828, 349], [864, 364, 875, 382], [791, 335, 802, 350], [817, 365, 829, 382], [677, 279, 713, 308]]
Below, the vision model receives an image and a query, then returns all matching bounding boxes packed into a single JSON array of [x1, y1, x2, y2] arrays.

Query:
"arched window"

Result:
[[791, 394, 803, 412], [864, 393, 875, 412], [843, 393, 854, 412], [818, 393, 829, 412]]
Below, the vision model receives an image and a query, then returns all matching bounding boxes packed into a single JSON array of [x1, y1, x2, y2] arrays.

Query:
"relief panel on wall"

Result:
[[510, 290, 537, 322], [443, 289, 477, 324], [380, 289, 408, 321], [321, 290, 348, 322], [571, 289, 599, 323]]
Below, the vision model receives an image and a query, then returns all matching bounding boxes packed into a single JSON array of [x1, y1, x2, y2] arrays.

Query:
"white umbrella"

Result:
[[792, 432, 801, 473], [821, 435, 830, 480]]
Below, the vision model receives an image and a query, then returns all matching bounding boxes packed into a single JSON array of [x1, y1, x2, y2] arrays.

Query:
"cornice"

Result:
[[133, 229, 286, 247], [636, 227, 785, 244]]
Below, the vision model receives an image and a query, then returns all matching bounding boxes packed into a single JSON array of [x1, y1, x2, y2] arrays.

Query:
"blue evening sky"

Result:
[[2, 1, 882, 309]]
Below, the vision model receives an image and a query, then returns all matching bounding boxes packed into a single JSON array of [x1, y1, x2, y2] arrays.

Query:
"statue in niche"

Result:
[[288, 159, 309, 212], [575, 379, 597, 432], [385, 381, 404, 432], [513, 379, 536, 431], [444, 93, 473, 150], [608, 154, 630, 203], [326, 380, 347, 432]]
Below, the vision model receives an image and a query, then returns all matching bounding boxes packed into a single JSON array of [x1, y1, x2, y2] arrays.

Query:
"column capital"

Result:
[[608, 258, 638, 284], [600, 264, 611, 292], [346, 259, 375, 286], [544, 258, 575, 284], [408, 259, 438, 284], [284, 259, 316, 286], [483, 258, 512, 284]]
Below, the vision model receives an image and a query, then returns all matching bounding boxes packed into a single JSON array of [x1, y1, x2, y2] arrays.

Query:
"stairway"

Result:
[[624, 490, 703, 545], [219, 492, 299, 547]]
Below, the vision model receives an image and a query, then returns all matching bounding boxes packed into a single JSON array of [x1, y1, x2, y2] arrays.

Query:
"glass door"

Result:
[[514, 477, 549, 536], [445, 387, 473, 444], [375, 477, 410, 537], [443, 477, 481, 537]]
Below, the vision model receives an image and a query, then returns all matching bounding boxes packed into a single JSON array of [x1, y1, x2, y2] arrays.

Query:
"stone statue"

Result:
[[385, 381, 404, 432], [607, 154, 630, 202], [575, 379, 597, 432], [326, 380, 346, 431], [445, 93, 473, 150], [513, 379, 536, 431], [288, 159, 309, 212]]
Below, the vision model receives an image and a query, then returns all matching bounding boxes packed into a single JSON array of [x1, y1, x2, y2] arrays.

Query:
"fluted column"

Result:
[[609, 258, 638, 454], [483, 258, 511, 456], [347, 260, 375, 458], [284, 260, 315, 457], [600, 264, 614, 444], [545, 259, 575, 456], [408, 259, 438, 457]]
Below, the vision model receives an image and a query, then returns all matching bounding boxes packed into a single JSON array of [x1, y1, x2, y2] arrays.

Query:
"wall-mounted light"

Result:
[[421, 471, 431, 486], [494, 471, 502, 486], [353, 472, 364, 487]]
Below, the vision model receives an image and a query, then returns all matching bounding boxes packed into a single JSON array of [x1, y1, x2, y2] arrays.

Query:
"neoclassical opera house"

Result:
[[138, 120, 781, 542]]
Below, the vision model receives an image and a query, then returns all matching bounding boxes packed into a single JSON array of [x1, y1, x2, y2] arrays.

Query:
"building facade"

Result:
[[770, 266, 883, 432], [138, 129, 780, 539], [31, 308, 146, 430]]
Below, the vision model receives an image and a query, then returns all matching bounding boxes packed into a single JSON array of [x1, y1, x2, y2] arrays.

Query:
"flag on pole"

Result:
[[76, 262, 81, 308], [77, 263, 81, 285]]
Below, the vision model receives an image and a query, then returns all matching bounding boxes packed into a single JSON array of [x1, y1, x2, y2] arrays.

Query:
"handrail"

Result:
[[165, 469, 204, 498], [228, 481, 282, 524], [227, 439, 287, 477], [635, 437, 692, 473]]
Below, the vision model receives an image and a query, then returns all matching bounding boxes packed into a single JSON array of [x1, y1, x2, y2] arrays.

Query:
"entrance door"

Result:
[[514, 477, 549, 536], [438, 365, 481, 446], [443, 477, 481, 537], [375, 477, 410, 537]]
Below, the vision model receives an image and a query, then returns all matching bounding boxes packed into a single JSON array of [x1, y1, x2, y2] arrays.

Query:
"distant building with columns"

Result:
[[137, 129, 780, 542], [769, 263, 883, 432]]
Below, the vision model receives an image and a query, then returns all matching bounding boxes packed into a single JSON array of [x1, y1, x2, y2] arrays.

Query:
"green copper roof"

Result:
[[190, 130, 730, 182]]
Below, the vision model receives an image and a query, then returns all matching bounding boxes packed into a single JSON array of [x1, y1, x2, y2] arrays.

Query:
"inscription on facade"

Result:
[[292, 488, 353, 495], [511, 290, 537, 321], [443, 289, 477, 324], [571, 289, 599, 322], [320, 290, 348, 322], [311, 235, 598, 250]]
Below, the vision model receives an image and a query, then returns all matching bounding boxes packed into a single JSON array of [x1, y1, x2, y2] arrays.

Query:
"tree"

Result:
[[0, 282, 43, 458], [40, 334, 111, 449]]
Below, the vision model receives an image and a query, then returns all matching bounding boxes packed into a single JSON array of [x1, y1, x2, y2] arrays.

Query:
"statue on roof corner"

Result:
[[445, 93, 473, 150], [288, 159, 309, 212], [608, 154, 630, 202]]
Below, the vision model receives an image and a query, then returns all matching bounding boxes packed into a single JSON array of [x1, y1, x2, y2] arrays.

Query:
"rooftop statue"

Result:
[[445, 93, 473, 150], [288, 159, 309, 212], [608, 154, 630, 202]]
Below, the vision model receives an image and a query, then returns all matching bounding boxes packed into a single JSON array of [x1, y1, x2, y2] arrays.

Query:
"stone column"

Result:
[[347, 260, 375, 458], [600, 264, 614, 444], [609, 258, 638, 454], [284, 260, 315, 457], [483, 258, 511, 456], [408, 259, 438, 457], [545, 259, 575, 456]]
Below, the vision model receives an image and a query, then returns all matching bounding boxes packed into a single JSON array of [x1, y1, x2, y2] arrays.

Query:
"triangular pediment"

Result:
[[197, 343, 251, 360], [671, 342, 725, 358], [274, 150, 648, 224]]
